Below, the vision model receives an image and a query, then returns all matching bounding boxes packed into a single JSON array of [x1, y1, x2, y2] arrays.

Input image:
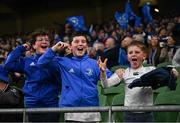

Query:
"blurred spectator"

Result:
[[132, 34, 145, 42], [159, 35, 178, 63], [98, 29, 108, 43], [172, 48, 180, 67], [147, 35, 161, 66], [63, 35, 70, 44], [93, 42, 105, 59], [158, 27, 168, 48], [118, 36, 132, 66], [103, 36, 119, 69], [87, 47, 97, 59]]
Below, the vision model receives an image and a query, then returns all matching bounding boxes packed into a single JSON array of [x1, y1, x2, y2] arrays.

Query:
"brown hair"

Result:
[[69, 32, 89, 44], [128, 41, 147, 54], [31, 28, 50, 44]]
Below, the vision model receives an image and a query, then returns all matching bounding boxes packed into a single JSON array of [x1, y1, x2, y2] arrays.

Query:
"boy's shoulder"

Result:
[[124, 66, 155, 74], [144, 66, 156, 71]]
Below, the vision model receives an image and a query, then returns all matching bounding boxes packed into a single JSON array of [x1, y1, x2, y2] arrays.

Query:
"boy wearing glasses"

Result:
[[4, 28, 60, 122]]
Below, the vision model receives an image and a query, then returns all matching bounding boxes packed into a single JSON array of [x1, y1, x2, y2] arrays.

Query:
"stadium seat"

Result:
[[111, 93, 125, 122], [142, 62, 152, 67], [97, 80, 102, 86], [97, 84, 102, 95], [175, 67, 180, 73], [101, 93, 125, 123], [175, 82, 180, 93], [154, 91, 180, 122], [59, 113, 65, 122], [155, 91, 180, 105], [157, 61, 172, 68], [99, 94, 110, 123], [102, 83, 124, 105], [100, 112, 109, 123], [110, 65, 128, 72], [112, 93, 124, 106], [99, 94, 107, 106], [175, 67, 180, 85], [102, 83, 123, 95], [176, 112, 180, 122], [176, 77, 180, 85], [153, 86, 169, 102]]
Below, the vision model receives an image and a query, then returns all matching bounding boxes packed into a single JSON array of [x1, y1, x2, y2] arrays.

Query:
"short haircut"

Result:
[[69, 32, 89, 44], [31, 28, 49, 44], [128, 41, 147, 53]]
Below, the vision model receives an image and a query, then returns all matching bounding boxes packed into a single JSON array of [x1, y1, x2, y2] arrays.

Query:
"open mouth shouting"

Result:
[[130, 57, 138, 65], [41, 45, 48, 49], [75, 46, 86, 56], [71, 35, 88, 57], [34, 41, 50, 54]]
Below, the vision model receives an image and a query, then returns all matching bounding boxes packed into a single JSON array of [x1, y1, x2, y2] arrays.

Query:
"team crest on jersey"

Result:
[[85, 68, 93, 76], [30, 62, 35, 66], [68, 68, 75, 73]]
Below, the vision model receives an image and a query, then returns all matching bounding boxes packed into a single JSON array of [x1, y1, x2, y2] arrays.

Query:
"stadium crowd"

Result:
[[0, 15, 180, 67], [0, 14, 180, 122]]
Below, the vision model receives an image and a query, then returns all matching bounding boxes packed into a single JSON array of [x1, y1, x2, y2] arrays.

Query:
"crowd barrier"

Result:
[[0, 106, 180, 123]]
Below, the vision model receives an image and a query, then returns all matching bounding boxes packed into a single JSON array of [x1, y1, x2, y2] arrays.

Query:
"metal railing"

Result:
[[0, 106, 180, 123]]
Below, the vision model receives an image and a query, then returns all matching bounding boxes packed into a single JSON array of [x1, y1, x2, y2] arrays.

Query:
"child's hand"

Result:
[[23, 42, 31, 51], [52, 41, 69, 52], [115, 68, 125, 78], [98, 57, 108, 72], [171, 68, 179, 79]]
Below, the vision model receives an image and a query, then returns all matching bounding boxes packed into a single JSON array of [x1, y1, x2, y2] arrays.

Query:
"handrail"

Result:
[[111, 105, 180, 112], [1, 106, 180, 113], [0, 106, 180, 123]]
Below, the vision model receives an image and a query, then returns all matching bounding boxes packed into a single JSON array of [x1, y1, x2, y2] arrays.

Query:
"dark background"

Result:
[[0, 0, 180, 35]]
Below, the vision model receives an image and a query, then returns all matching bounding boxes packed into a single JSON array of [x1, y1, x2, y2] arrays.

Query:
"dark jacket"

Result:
[[0, 65, 11, 84], [103, 46, 119, 69], [128, 67, 177, 90]]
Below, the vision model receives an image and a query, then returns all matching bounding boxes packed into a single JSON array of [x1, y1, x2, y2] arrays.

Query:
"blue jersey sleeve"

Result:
[[37, 48, 60, 74], [4, 45, 26, 73]]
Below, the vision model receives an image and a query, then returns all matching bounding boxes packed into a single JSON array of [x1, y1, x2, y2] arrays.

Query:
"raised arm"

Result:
[[4, 43, 30, 73], [37, 41, 69, 67], [98, 57, 123, 88]]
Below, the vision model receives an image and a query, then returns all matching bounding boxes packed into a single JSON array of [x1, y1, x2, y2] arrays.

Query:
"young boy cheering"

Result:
[[100, 41, 178, 122], [37, 33, 113, 122]]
